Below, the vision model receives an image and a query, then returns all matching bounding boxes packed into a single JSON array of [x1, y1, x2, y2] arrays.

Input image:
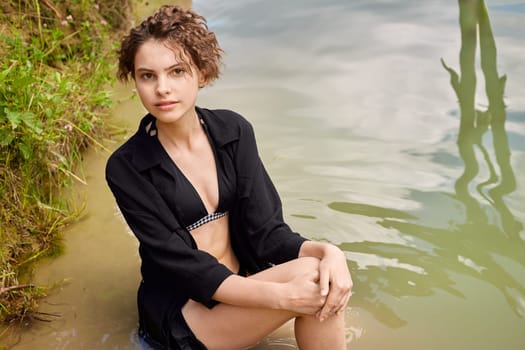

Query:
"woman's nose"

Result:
[[156, 76, 171, 95]]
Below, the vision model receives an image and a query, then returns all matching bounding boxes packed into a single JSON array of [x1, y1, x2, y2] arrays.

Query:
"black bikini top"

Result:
[[167, 118, 236, 231]]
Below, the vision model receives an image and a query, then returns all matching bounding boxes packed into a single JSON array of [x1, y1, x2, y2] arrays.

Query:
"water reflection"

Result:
[[331, 0, 525, 328], [440, 0, 525, 316], [442, 0, 522, 238]]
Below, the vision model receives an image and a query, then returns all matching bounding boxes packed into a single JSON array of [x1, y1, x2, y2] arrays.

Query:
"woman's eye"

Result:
[[140, 73, 153, 80], [172, 68, 185, 76]]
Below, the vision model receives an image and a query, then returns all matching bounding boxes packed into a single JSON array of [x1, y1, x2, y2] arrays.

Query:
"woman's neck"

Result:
[[156, 110, 202, 152]]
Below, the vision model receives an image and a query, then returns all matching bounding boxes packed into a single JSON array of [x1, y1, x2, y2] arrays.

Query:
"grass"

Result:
[[0, 0, 131, 325]]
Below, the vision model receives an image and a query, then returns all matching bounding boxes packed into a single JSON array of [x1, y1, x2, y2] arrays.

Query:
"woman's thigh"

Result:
[[182, 257, 320, 350]]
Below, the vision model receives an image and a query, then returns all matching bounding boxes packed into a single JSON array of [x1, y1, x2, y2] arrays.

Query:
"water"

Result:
[[3, 0, 524, 349]]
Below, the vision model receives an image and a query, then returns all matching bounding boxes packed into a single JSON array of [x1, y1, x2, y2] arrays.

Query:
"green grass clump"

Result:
[[0, 0, 131, 323]]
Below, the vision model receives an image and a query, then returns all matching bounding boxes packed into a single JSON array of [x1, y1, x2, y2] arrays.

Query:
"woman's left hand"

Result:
[[298, 241, 353, 321], [315, 244, 353, 322]]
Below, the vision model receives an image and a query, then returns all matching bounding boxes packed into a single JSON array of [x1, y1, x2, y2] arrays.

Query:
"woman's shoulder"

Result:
[[106, 114, 160, 174], [107, 129, 141, 163], [196, 107, 256, 145]]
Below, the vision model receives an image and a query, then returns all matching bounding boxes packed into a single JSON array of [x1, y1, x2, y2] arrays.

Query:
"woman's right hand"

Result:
[[278, 269, 326, 315]]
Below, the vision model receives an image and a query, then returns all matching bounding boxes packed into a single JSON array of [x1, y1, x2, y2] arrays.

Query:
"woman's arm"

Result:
[[207, 110, 352, 318], [211, 261, 326, 316], [211, 242, 352, 320], [299, 241, 353, 321]]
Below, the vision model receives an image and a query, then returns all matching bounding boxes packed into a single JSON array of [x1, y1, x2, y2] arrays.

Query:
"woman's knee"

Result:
[[294, 256, 320, 270], [286, 256, 320, 280]]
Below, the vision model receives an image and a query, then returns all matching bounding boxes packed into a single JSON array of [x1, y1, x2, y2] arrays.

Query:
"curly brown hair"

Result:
[[117, 5, 222, 84]]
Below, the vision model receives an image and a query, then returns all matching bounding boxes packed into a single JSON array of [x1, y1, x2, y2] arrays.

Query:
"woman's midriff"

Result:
[[189, 214, 240, 273]]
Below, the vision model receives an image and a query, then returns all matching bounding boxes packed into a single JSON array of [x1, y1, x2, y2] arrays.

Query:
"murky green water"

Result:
[[4, 0, 524, 349]]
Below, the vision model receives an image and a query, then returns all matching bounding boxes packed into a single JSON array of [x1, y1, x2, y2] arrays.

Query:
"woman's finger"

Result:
[[318, 263, 330, 297], [317, 287, 343, 321], [319, 277, 352, 320], [335, 290, 352, 315]]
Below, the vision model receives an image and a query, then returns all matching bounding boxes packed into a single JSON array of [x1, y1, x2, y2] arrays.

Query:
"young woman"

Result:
[[106, 5, 352, 350]]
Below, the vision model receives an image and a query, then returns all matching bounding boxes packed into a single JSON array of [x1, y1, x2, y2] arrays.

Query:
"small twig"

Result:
[[31, 311, 61, 322], [41, 0, 63, 20], [58, 167, 88, 185], [0, 284, 36, 295]]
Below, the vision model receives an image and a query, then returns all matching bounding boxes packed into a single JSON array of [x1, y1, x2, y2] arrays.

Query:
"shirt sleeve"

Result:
[[235, 118, 308, 265], [106, 150, 233, 308]]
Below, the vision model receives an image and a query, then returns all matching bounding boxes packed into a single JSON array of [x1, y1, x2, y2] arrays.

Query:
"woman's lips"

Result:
[[155, 101, 179, 110]]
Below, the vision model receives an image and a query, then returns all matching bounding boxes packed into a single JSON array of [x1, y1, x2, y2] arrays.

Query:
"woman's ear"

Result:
[[198, 71, 208, 88]]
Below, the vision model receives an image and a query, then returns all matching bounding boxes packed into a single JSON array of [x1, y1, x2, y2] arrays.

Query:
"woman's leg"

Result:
[[182, 257, 346, 350]]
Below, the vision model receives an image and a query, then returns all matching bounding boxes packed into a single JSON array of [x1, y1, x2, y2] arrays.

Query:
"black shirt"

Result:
[[105, 107, 308, 313], [160, 116, 236, 231]]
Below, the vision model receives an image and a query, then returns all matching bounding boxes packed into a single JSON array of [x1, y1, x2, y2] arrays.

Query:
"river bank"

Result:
[[0, 0, 132, 329]]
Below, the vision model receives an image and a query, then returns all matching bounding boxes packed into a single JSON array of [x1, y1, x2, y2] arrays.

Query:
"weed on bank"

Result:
[[0, 0, 130, 323]]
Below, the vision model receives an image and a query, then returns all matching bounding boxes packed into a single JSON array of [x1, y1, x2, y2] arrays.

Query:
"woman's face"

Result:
[[133, 39, 205, 125]]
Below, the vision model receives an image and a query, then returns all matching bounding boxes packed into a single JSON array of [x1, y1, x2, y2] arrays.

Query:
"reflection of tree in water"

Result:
[[334, 0, 525, 328], [441, 0, 521, 238]]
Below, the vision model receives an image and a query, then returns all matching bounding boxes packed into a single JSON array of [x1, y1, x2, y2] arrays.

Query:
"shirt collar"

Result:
[[130, 107, 240, 172]]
